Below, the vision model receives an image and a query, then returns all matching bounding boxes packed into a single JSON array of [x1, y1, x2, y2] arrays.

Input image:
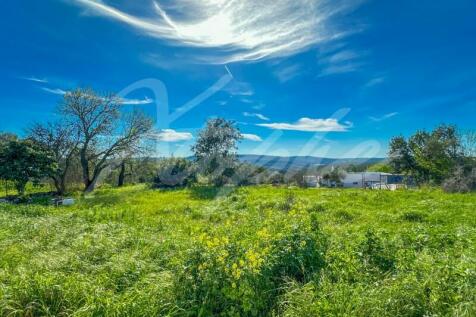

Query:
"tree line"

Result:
[[1, 88, 475, 195], [0, 88, 292, 196]]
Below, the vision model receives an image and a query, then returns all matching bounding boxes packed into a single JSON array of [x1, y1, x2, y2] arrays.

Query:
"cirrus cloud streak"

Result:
[[72, 0, 361, 63], [41, 86, 153, 105], [257, 117, 351, 132]]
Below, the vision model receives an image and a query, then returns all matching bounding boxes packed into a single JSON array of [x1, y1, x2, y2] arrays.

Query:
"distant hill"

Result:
[[156, 155, 385, 172], [237, 155, 385, 171]]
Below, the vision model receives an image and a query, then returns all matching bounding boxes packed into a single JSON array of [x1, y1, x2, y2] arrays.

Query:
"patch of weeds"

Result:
[[176, 224, 327, 316], [207, 212, 224, 223], [306, 203, 326, 213], [190, 210, 204, 220], [401, 211, 427, 222], [334, 210, 354, 222], [358, 229, 396, 273], [278, 192, 296, 212], [181, 206, 193, 214]]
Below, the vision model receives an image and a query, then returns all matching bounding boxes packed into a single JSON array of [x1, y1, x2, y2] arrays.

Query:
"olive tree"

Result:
[[191, 118, 242, 186]]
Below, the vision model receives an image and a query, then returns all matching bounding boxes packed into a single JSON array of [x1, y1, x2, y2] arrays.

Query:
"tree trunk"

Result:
[[117, 161, 126, 187], [80, 148, 90, 191], [16, 181, 27, 196], [59, 177, 67, 196], [84, 166, 104, 193], [52, 176, 62, 195], [84, 178, 97, 193]]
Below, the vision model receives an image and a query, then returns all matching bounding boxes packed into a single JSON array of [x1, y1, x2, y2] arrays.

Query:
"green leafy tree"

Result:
[[191, 118, 242, 186], [409, 126, 461, 184], [0, 139, 56, 195], [388, 125, 463, 185], [0, 133, 19, 195]]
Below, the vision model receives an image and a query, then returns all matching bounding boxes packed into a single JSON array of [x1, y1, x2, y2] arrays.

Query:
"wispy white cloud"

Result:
[[243, 112, 269, 121], [252, 102, 266, 110], [41, 86, 153, 105], [242, 133, 263, 142], [71, 0, 362, 64], [369, 112, 398, 122], [119, 97, 154, 105], [319, 63, 362, 76], [325, 49, 361, 63], [364, 76, 385, 88], [148, 129, 193, 142], [318, 48, 366, 76], [22, 76, 48, 83], [240, 98, 254, 104], [257, 117, 351, 132], [42, 87, 67, 95], [142, 53, 191, 70], [224, 81, 253, 96], [273, 64, 302, 83]]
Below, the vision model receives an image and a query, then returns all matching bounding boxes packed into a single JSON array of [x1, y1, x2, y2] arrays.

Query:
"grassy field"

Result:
[[0, 185, 475, 316]]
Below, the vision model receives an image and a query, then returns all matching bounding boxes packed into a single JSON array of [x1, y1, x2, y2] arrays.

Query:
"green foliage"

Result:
[[0, 186, 475, 316], [0, 132, 18, 145], [389, 125, 464, 185], [192, 118, 242, 161], [192, 118, 242, 186], [358, 229, 396, 273], [153, 158, 196, 188], [367, 162, 392, 173], [401, 210, 427, 222], [176, 207, 326, 316], [0, 139, 56, 195]]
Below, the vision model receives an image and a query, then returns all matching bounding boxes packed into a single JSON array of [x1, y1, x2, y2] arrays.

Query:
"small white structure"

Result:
[[62, 198, 75, 206], [51, 198, 76, 206], [304, 172, 406, 189], [303, 175, 320, 188]]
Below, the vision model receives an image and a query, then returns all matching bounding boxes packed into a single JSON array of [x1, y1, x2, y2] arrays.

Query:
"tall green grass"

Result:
[[0, 185, 475, 316]]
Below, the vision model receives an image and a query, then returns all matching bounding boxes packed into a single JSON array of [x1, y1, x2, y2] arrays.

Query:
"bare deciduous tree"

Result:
[[61, 88, 153, 192], [28, 121, 79, 195]]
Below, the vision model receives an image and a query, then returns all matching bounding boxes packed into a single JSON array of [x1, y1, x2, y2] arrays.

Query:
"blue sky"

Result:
[[1, 0, 475, 158]]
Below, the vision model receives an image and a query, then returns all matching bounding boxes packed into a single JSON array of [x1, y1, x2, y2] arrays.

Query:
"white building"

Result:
[[341, 172, 391, 188], [304, 172, 406, 190], [302, 175, 320, 187]]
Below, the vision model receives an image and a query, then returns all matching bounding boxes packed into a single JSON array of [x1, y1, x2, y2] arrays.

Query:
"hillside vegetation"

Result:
[[0, 186, 475, 316]]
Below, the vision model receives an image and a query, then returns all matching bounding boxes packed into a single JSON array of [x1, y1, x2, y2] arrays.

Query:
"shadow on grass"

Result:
[[189, 186, 235, 200], [0, 192, 58, 206]]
